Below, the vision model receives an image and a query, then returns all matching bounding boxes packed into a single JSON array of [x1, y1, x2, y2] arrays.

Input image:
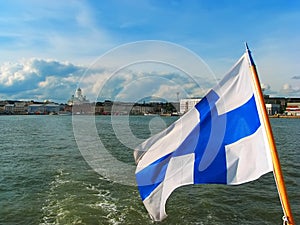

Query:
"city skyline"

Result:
[[0, 1, 299, 103]]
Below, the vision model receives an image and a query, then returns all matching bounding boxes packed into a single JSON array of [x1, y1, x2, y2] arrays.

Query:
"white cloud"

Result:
[[98, 68, 213, 103], [0, 60, 39, 88], [0, 58, 84, 102], [261, 83, 270, 91], [3, 54, 297, 104], [0, 56, 211, 103], [280, 83, 300, 96]]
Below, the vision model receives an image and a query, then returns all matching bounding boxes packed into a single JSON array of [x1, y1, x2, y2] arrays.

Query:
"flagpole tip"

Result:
[[245, 42, 250, 51], [244, 42, 255, 66]]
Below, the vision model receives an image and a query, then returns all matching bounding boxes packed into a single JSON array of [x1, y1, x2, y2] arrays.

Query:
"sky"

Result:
[[0, 0, 299, 103]]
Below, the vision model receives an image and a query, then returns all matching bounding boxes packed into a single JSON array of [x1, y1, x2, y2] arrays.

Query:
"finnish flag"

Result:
[[134, 53, 273, 221]]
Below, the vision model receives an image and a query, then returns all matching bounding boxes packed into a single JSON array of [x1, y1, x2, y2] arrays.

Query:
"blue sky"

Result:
[[0, 0, 299, 103]]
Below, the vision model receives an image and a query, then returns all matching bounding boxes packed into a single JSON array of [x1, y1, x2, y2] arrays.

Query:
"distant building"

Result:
[[28, 104, 45, 114], [0, 101, 6, 113], [265, 104, 280, 115], [285, 102, 300, 116], [0, 101, 28, 114], [14, 102, 27, 114], [67, 88, 89, 106], [264, 95, 286, 114], [67, 88, 92, 114], [28, 103, 60, 114], [131, 104, 155, 115], [44, 103, 60, 114], [103, 100, 113, 114], [180, 98, 202, 114], [94, 102, 104, 115], [4, 104, 14, 114], [110, 101, 134, 115]]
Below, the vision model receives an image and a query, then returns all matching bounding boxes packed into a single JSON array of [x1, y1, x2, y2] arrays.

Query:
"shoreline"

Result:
[[269, 115, 300, 119], [1, 113, 300, 119]]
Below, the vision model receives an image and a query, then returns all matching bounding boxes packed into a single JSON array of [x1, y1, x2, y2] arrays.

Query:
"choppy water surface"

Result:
[[0, 115, 299, 224]]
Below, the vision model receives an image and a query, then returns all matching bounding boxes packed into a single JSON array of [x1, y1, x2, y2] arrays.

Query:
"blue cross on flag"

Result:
[[134, 52, 273, 221]]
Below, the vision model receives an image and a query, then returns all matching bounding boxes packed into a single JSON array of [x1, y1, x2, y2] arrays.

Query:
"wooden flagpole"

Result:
[[245, 43, 294, 225]]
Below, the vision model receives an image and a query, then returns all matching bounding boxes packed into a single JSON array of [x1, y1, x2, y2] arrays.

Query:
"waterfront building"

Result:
[[94, 102, 104, 115], [285, 102, 300, 116], [110, 101, 134, 115], [67, 87, 89, 106], [179, 98, 202, 114], [103, 100, 113, 115], [28, 104, 45, 114], [264, 95, 286, 114], [67, 88, 92, 114], [1, 101, 28, 114], [13, 102, 27, 114], [44, 103, 60, 114], [0, 101, 6, 113], [132, 104, 155, 115], [28, 103, 60, 114], [4, 104, 14, 114], [265, 104, 280, 115]]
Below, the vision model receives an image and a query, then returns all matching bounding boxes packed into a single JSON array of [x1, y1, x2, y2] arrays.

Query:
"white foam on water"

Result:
[[40, 169, 126, 225]]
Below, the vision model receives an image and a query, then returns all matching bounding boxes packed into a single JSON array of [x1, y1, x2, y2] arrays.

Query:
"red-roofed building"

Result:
[[285, 103, 300, 116]]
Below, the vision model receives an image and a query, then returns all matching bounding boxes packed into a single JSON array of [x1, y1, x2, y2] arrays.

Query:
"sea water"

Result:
[[0, 115, 299, 224]]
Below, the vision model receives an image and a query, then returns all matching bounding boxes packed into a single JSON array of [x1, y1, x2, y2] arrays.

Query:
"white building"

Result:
[[28, 103, 60, 114], [4, 104, 14, 113], [67, 88, 89, 106], [265, 104, 280, 115], [14, 102, 26, 114], [180, 98, 202, 114], [44, 103, 60, 114], [28, 104, 45, 114]]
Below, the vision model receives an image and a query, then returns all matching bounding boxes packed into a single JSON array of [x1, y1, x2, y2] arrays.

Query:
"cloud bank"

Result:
[[0, 58, 215, 103], [0, 58, 84, 102], [1, 57, 299, 104]]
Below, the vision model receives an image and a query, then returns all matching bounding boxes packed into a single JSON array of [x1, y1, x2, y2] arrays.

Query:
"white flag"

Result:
[[134, 53, 273, 221]]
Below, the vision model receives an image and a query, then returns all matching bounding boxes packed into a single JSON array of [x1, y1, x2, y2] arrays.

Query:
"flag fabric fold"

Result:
[[134, 52, 273, 221]]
